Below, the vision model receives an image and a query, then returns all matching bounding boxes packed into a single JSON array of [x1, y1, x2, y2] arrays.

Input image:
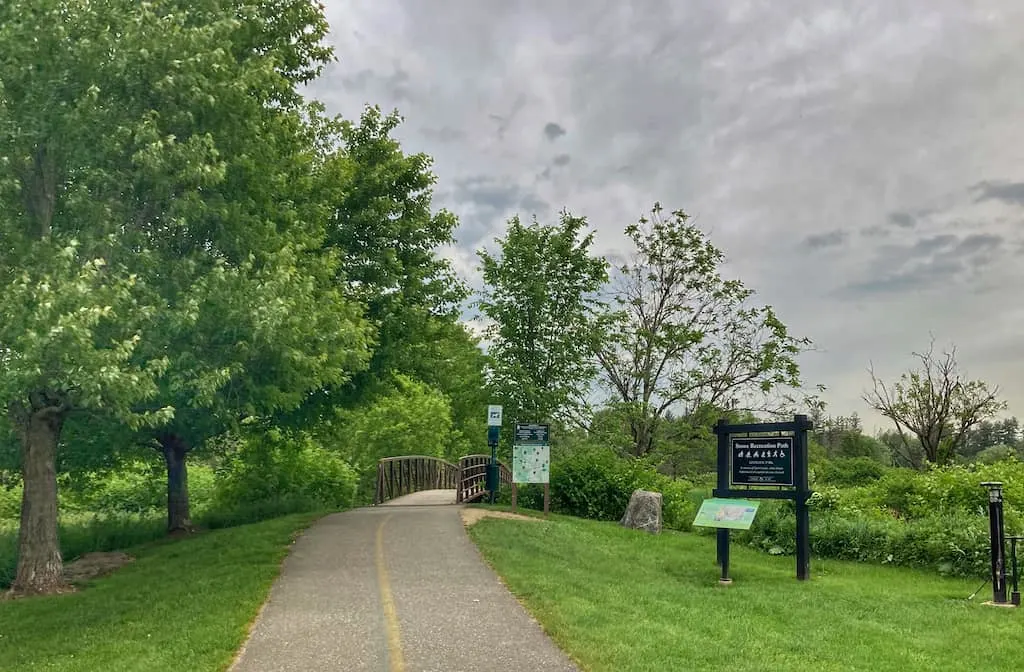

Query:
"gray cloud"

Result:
[[888, 212, 915, 228], [973, 181, 1024, 205], [543, 122, 566, 141], [313, 0, 1024, 428], [802, 230, 848, 249], [840, 233, 1006, 296], [552, 154, 571, 167]]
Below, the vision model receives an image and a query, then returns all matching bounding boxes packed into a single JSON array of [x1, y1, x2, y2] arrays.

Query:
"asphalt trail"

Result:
[[231, 494, 577, 671]]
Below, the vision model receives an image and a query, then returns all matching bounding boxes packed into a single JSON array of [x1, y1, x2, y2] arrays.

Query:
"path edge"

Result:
[[459, 511, 584, 671], [225, 512, 330, 672]]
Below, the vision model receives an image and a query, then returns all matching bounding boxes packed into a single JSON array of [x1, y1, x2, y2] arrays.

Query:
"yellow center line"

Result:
[[375, 514, 405, 672]]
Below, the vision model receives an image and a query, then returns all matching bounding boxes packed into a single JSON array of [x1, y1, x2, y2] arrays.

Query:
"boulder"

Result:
[[619, 489, 662, 534]]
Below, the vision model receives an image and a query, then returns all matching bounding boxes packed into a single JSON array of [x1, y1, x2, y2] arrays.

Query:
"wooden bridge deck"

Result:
[[379, 489, 457, 506]]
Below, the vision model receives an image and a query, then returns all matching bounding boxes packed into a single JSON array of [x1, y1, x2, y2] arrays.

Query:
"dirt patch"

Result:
[[460, 508, 544, 528], [63, 551, 135, 584]]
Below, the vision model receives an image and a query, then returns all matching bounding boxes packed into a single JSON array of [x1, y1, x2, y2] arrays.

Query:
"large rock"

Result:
[[620, 489, 662, 534]]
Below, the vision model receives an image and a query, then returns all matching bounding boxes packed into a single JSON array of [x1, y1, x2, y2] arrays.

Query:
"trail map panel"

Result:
[[731, 436, 794, 487], [513, 444, 550, 483]]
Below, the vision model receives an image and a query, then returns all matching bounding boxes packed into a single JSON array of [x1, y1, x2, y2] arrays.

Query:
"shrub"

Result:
[[816, 457, 887, 487], [213, 429, 357, 512], [743, 507, 992, 577], [0, 484, 20, 520], [508, 447, 695, 530]]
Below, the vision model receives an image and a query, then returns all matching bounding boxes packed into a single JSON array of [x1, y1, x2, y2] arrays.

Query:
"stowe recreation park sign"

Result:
[[693, 414, 814, 583], [731, 436, 794, 486]]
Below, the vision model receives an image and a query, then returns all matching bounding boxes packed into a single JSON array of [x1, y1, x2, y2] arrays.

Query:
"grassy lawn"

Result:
[[0, 512, 320, 672], [468, 513, 1021, 672]]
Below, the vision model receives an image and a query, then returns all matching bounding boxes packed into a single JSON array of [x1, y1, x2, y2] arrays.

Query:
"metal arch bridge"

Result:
[[373, 454, 512, 506]]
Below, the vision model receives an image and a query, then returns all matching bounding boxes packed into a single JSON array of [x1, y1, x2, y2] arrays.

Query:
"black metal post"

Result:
[[794, 414, 811, 581], [981, 481, 1007, 604], [487, 424, 501, 504], [714, 418, 731, 583]]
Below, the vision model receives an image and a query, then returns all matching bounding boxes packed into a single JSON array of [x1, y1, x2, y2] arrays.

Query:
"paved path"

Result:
[[231, 497, 577, 672]]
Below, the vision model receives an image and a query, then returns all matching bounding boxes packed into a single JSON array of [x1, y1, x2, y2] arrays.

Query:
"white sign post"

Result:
[[487, 405, 503, 426]]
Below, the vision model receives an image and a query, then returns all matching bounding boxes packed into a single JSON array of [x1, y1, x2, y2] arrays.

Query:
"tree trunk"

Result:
[[10, 404, 66, 595], [158, 434, 193, 533]]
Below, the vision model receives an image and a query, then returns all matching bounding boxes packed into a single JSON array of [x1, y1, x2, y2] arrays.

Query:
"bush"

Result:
[[213, 429, 357, 512], [816, 457, 887, 487], [59, 460, 218, 517], [738, 457, 1024, 577], [508, 447, 695, 530], [0, 484, 20, 520], [742, 506, 992, 577]]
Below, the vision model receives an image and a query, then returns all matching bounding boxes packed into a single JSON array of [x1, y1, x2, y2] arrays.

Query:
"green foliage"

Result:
[[816, 457, 888, 487], [511, 448, 695, 530], [595, 203, 810, 456], [212, 429, 357, 513], [864, 343, 1006, 466], [743, 457, 1024, 577], [336, 374, 453, 466], [974, 444, 1020, 464], [478, 210, 608, 425], [745, 503, 992, 577], [58, 461, 216, 516], [0, 485, 20, 520]]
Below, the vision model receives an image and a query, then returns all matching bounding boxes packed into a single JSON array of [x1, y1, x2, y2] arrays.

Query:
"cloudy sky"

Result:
[[308, 0, 1024, 431]]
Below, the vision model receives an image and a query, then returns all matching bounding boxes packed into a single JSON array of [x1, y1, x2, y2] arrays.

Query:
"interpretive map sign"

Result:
[[513, 444, 550, 483], [692, 498, 760, 530], [731, 436, 794, 486], [513, 422, 550, 484]]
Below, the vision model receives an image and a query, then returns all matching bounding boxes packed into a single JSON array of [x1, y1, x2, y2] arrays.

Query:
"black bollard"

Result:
[[981, 482, 1008, 604]]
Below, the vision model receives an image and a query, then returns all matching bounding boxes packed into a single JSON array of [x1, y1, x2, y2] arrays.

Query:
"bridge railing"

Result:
[[375, 455, 459, 505], [374, 454, 513, 505], [456, 454, 512, 503]]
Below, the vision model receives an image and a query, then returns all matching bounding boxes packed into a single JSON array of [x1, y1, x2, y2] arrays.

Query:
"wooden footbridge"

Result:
[[374, 454, 512, 505]]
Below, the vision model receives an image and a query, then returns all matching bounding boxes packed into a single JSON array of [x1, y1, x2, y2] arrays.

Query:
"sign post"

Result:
[[512, 422, 550, 516], [698, 414, 813, 583], [981, 481, 1008, 605], [486, 406, 503, 503]]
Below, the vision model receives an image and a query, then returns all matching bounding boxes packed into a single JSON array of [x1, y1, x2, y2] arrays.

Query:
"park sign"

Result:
[[513, 422, 550, 484], [731, 436, 794, 487], [709, 415, 814, 583]]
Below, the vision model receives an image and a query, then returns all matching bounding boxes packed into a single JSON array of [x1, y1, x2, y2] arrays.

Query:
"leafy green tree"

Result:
[[595, 203, 810, 457], [296, 106, 467, 416], [477, 211, 609, 426], [864, 341, 1006, 466], [333, 374, 455, 501], [0, 0, 186, 593], [89, 0, 371, 532], [963, 418, 1021, 458]]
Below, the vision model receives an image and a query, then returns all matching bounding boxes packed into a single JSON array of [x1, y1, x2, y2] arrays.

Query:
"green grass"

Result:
[[0, 497, 328, 588], [468, 513, 1022, 672], [0, 513, 320, 671]]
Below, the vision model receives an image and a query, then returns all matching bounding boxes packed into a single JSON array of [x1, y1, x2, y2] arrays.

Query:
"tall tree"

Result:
[[322, 106, 466, 403], [864, 340, 1006, 466], [67, 0, 371, 532], [595, 203, 810, 457], [0, 0, 182, 593], [477, 211, 609, 425]]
